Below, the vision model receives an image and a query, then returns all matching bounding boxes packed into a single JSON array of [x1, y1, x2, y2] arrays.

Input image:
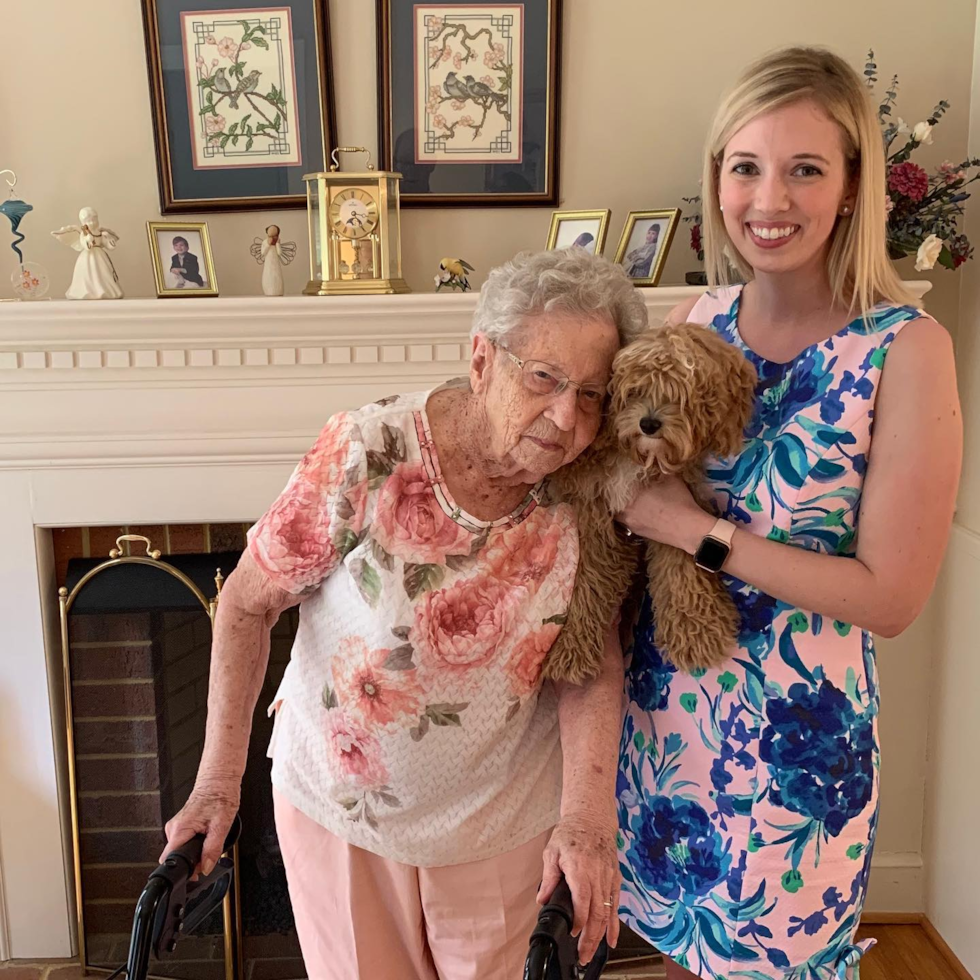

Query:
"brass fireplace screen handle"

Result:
[[109, 534, 161, 560]]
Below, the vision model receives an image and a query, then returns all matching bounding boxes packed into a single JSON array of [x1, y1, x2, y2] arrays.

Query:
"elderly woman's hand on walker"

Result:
[[538, 613, 624, 965]]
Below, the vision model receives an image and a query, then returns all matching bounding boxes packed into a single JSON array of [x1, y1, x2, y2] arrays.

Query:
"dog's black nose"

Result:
[[639, 416, 662, 436]]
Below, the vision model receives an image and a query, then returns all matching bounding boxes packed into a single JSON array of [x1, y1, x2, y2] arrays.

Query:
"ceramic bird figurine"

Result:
[[435, 257, 475, 292], [229, 69, 261, 109]]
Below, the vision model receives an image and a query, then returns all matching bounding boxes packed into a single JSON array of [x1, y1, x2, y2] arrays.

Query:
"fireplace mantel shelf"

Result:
[[0, 289, 700, 372], [0, 282, 932, 376]]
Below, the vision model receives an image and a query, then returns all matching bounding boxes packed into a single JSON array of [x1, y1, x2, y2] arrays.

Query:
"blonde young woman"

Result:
[[616, 48, 962, 979]]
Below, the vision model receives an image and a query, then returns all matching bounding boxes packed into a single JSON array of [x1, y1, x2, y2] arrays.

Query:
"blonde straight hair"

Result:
[[701, 46, 917, 315]]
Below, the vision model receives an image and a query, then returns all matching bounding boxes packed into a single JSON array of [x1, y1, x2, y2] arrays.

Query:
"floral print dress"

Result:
[[618, 286, 931, 979], [248, 388, 579, 867]]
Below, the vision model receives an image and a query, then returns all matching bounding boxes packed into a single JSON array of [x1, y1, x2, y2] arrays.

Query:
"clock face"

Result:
[[329, 187, 379, 240]]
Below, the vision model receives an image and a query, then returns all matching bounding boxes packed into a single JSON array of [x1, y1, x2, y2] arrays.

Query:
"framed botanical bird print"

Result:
[[377, 0, 563, 207], [140, 0, 336, 212]]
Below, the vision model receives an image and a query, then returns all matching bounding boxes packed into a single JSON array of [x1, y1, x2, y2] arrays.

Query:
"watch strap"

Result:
[[707, 518, 735, 548]]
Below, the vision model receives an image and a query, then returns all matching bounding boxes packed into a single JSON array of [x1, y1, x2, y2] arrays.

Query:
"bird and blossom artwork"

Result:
[[414, 6, 523, 163], [181, 8, 303, 170]]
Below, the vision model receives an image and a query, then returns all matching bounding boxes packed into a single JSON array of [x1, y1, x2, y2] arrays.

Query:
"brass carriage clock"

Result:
[[303, 146, 410, 295]]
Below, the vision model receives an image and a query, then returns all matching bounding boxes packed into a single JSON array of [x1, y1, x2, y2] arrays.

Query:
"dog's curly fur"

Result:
[[545, 322, 758, 683]]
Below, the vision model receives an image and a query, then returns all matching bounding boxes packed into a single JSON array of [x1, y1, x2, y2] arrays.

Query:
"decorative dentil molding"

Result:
[[0, 283, 933, 378], [0, 290, 695, 377]]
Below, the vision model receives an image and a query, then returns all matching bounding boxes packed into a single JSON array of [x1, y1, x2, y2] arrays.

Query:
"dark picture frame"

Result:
[[140, 0, 337, 213], [377, 0, 562, 207]]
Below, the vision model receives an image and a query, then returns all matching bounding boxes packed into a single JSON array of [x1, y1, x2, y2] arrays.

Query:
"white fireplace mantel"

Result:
[[0, 282, 932, 959], [0, 290, 701, 470]]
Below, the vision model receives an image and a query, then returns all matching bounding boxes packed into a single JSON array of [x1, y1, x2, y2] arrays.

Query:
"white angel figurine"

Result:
[[51, 207, 123, 300], [250, 224, 296, 296]]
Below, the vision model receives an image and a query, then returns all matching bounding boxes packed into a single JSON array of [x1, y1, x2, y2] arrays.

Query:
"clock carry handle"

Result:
[[330, 146, 375, 171]]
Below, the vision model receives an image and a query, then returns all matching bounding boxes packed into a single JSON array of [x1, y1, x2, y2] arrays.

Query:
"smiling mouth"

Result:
[[747, 223, 800, 246]]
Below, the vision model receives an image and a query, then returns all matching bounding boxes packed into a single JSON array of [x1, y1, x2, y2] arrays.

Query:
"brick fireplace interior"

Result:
[[56, 523, 303, 980]]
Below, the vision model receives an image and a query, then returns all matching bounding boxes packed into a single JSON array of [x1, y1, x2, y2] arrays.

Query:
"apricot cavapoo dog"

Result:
[[546, 321, 757, 683]]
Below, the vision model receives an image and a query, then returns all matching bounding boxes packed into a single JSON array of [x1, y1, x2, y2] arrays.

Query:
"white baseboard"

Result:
[[865, 851, 924, 913]]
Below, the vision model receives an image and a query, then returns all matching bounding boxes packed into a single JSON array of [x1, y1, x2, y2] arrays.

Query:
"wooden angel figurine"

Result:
[[250, 224, 296, 296], [51, 207, 123, 299]]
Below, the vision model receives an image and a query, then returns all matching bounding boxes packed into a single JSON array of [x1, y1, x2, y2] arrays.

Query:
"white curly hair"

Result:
[[471, 248, 648, 347]]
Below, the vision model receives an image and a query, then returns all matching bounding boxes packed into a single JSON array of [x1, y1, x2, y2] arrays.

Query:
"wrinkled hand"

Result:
[[537, 811, 621, 965], [159, 779, 240, 878], [617, 475, 708, 550]]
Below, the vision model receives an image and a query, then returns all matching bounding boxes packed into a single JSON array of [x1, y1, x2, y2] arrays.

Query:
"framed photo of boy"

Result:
[[147, 222, 220, 297], [545, 210, 611, 255], [377, 0, 562, 207], [613, 209, 682, 286], [140, 0, 337, 213]]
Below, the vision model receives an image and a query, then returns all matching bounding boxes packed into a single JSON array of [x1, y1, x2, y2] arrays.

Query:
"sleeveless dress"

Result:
[[617, 285, 930, 979]]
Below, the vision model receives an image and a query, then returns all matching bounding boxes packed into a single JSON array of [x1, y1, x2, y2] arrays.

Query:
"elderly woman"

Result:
[[162, 248, 648, 980]]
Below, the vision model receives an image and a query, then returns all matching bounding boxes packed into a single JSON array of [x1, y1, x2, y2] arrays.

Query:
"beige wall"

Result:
[[922, 6, 980, 975], [0, 0, 974, 318], [0, 0, 976, 919]]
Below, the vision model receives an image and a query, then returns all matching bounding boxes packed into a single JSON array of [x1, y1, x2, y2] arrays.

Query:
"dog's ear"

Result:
[[713, 344, 758, 458]]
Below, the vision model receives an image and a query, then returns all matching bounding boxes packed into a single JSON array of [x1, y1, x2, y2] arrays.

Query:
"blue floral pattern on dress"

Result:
[[618, 286, 927, 979]]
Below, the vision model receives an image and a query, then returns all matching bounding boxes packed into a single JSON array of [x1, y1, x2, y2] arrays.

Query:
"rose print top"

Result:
[[248, 388, 579, 866]]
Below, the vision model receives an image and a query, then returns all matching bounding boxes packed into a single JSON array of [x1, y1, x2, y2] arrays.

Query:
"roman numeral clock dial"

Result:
[[328, 188, 378, 239]]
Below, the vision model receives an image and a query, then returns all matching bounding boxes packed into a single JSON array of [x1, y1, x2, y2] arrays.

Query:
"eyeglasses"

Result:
[[496, 344, 608, 415]]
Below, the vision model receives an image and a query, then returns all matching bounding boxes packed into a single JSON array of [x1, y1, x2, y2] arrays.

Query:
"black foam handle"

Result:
[[540, 877, 574, 922], [166, 814, 242, 870]]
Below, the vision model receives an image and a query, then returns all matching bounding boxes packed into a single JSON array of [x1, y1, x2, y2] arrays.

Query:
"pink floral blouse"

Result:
[[248, 389, 579, 866]]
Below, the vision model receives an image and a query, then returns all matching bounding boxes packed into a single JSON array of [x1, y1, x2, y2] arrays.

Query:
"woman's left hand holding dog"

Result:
[[618, 476, 715, 554]]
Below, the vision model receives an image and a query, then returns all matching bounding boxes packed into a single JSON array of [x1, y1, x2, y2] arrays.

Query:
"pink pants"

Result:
[[274, 789, 552, 980]]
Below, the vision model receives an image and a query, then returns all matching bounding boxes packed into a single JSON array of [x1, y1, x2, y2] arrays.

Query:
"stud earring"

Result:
[[841, 205, 851, 215], [719, 204, 724, 212]]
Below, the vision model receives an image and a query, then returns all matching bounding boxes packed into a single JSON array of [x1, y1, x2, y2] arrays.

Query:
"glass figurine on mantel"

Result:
[[0, 169, 50, 300], [303, 146, 410, 295]]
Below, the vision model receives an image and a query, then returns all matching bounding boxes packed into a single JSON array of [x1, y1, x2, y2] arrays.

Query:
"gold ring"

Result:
[[603, 900, 614, 907]]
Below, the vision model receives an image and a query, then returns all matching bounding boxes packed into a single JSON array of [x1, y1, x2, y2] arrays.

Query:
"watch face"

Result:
[[694, 536, 730, 572], [329, 188, 379, 240]]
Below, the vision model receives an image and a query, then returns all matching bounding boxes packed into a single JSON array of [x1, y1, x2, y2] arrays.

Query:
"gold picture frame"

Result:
[[147, 221, 220, 297], [613, 208, 682, 286], [545, 209, 612, 256]]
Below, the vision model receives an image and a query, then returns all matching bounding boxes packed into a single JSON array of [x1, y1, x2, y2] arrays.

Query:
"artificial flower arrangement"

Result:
[[682, 52, 979, 276], [866, 50, 979, 271]]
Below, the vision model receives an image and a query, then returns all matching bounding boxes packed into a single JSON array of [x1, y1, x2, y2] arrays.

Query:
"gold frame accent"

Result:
[[139, 0, 337, 213], [146, 222, 220, 298], [612, 208, 683, 287], [58, 535, 237, 980], [544, 209, 612, 256]]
